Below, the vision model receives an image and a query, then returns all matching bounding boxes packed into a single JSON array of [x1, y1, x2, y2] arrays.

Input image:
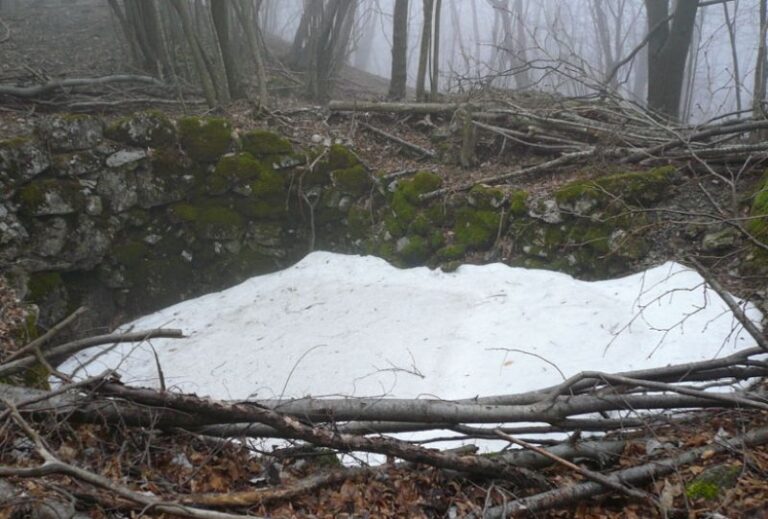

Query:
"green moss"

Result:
[[15, 179, 84, 215], [748, 174, 768, 240], [686, 464, 741, 501], [105, 111, 176, 147], [346, 206, 371, 238], [328, 144, 360, 170], [169, 202, 200, 222], [196, 206, 245, 240], [241, 130, 293, 157], [112, 241, 149, 267], [214, 152, 265, 183], [429, 229, 445, 249], [409, 171, 443, 197], [398, 235, 430, 265], [436, 244, 466, 261], [17, 182, 45, 211], [410, 213, 432, 236], [27, 272, 63, 302], [555, 166, 677, 214], [454, 207, 502, 250], [508, 189, 529, 217], [385, 215, 407, 238], [178, 116, 232, 162], [468, 184, 505, 209], [388, 172, 444, 233], [331, 165, 370, 195], [150, 148, 189, 177]]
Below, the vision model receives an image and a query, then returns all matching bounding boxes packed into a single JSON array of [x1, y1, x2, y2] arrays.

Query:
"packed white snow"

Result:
[[60, 252, 761, 404]]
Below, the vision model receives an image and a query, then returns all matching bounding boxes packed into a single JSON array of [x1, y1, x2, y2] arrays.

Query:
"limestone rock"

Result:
[[15, 179, 85, 216], [36, 114, 103, 152], [0, 137, 51, 191], [106, 148, 147, 169], [53, 149, 103, 177], [105, 111, 176, 148], [29, 217, 68, 257], [701, 228, 739, 252], [97, 170, 138, 213]]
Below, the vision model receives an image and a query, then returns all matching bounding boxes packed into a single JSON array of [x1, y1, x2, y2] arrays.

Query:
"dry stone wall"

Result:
[[1, 111, 699, 333]]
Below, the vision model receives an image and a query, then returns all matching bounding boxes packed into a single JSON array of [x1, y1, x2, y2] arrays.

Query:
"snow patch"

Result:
[[60, 252, 761, 404]]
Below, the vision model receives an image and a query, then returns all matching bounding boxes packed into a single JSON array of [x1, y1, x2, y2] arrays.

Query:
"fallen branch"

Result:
[[0, 75, 167, 98], [0, 398, 263, 519], [359, 121, 435, 158], [494, 430, 655, 505], [0, 328, 184, 378], [480, 423, 768, 518]]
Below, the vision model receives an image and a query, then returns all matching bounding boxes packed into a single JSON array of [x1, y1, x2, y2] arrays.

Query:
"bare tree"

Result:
[[754, 0, 768, 123], [645, 0, 699, 120], [211, 0, 245, 100], [388, 0, 409, 100], [415, 0, 434, 101]]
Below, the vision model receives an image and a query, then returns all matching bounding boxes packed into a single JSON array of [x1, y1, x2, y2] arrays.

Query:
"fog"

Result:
[[264, 0, 763, 122]]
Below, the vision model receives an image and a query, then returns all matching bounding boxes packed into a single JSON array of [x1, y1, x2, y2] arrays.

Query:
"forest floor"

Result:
[[2, 1, 768, 517]]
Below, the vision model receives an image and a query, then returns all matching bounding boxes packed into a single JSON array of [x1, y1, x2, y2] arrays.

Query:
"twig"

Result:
[[4, 307, 87, 363], [688, 257, 768, 352], [0, 398, 263, 519]]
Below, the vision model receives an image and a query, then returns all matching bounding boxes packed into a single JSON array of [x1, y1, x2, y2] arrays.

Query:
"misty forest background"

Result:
[[1, 0, 766, 123]]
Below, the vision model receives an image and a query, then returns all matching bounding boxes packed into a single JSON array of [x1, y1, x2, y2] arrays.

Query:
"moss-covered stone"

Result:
[[454, 207, 503, 250], [436, 244, 466, 261], [196, 206, 244, 240], [0, 136, 51, 189], [26, 272, 63, 302], [508, 189, 528, 217], [397, 235, 430, 265], [555, 166, 678, 215], [15, 179, 85, 216], [111, 241, 149, 267], [468, 184, 505, 209], [389, 172, 443, 226], [105, 111, 176, 148], [178, 116, 232, 162], [331, 165, 370, 195], [169, 202, 199, 222], [328, 144, 359, 171], [346, 206, 372, 239], [35, 113, 103, 152], [686, 464, 741, 501], [212, 153, 266, 192], [241, 129, 293, 157]]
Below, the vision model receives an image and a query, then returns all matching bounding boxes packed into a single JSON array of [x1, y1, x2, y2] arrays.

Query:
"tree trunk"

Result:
[[645, 0, 699, 120], [211, 0, 245, 100], [388, 0, 409, 100], [430, 0, 441, 100], [169, 0, 218, 107], [754, 0, 768, 121], [415, 0, 433, 102], [232, 0, 268, 104], [722, 1, 742, 114]]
